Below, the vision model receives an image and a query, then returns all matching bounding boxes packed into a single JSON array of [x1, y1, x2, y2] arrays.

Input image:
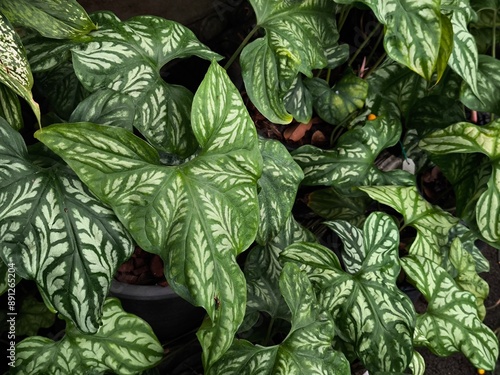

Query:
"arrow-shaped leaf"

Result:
[[35, 62, 262, 368], [282, 213, 416, 373], [13, 298, 163, 375], [0, 118, 134, 333], [360, 185, 459, 264], [71, 11, 220, 157], [209, 263, 350, 375], [419, 120, 500, 244], [401, 255, 498, 370]]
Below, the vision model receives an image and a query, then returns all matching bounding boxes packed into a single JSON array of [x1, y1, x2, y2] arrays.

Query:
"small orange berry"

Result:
[[477, 369, 486, 375], [367, 113, 377, 121]]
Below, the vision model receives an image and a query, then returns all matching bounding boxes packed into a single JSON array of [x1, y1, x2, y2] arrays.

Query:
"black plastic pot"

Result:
[[109, 280, 205, 342]]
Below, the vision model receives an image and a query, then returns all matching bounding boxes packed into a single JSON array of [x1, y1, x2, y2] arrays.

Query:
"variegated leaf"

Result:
[[245, 216, 316, 325], [307, 187, 368, 226], [336, 0, 443, 80], [35, 61, 89, 119], [0, 12, 40, 124], [409, 351, 425, 375], [402, 255, 498, 370], [242, 0, 342, 123], [460, 54, 500, 115], [441, 0, 480, 97], [35, 62, 262, 368], [257, 138, 304, 244], [24, 34, 75, 73], [283, 75, 313, 124], [0, 118, 134, 333], [360, 185, 459, 264], [71, 11, 220, 157], [282, 213, 416, 373], [304, 72, 369, 125], [448, 238, 489, 319], [292, 114, 401, 186], [0, 83, 22, 130], [16, 295, 56, 336], [419, 120, 500, 244], [470, 1, 500, 53], [0, 0, 96, 39], [13, 298, 163, 375], [209, 263, 350, 375]]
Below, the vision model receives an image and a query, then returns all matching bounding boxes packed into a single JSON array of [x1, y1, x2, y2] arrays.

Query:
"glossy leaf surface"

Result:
[[13, 298, 163, 375], [282, 213, 416, 373], [36, 62, 262, 368], [242, 0, 342, 123], [71, 12, 220, 156], [0, 118, 134, 333], [402, 255, 498, 370], [360, 186, 458, 264], [0, 0, 96, 39], [210, 263, 350, 375], [420, 120, 500, 244], [256, 138, 304, 244]]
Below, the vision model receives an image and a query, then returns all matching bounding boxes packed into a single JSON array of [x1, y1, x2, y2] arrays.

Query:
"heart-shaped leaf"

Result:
[[209, 263, 350, 375], [245, 216, 316, 325], [419, 120, 500, 244], [0, 118, 134, 333], [241, 0, 343, 123], [305, 72, 369, 125], [71, 11, 220, 157], [0, 0, 96, 39], [401, 255, 498, 370], [256, 138, 304, 244], [13, 298, 163, 375], [460, 54, 500, 115], [35, 62, 262, 368], [360, 186, 459, 264], [292, 115, 402, 187], [0, 13, 40, 125], [282, 213, 416, 373]]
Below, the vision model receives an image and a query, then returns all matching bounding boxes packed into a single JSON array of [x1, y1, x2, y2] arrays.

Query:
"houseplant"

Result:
[[1, 0, 500, 374]]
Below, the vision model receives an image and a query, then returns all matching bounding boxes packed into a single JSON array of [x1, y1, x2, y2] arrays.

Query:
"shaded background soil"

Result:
[[74, 1, 500, 373]]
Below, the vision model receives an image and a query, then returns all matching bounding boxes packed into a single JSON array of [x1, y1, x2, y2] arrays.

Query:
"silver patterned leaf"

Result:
[[0, 0, 96, 39], [71, 11, 220, 157], [282, 213, 416, 373], [242, 0, 342, 123], [257, 138, 304, 244], [35, 62, 262, 368], [209, 263, 350, 375], [0, 13, 40, 124], [0, 83, 22, 130], [402, 255, 498, 370], [0, 117, 134, 333], [419, 120, 500, 244], [13, 298, 163, 375]]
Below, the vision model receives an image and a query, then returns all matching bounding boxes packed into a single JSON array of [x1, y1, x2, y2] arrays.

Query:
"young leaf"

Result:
[[282, 213, 416, 373], [360, 185, 459, 264], [245, 216, 316, 325], [0, 0, 96, 39], [0, 13, 40, 124], [241, 0, 342, 123], [0, 118, 134, 333], [460, 54, 500, 115], [401, 255, 498, 370], [419, 120, 500, 244], [13, 298, 163, 375], [35, 62, 262, 368], [71, 12, 221, 157], [305, 72, 369, 125], [256, 138, 304, 244], [209, 263, 350, 375]]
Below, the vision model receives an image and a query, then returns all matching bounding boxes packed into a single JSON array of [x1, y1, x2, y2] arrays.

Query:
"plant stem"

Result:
[[337, 5, 352, 34], [364, 51, 387, 79], [224, 25, 260, 70], [493, 9, 497, 59], [348, 23, 382, 67], [263, 317, 275, 346]]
